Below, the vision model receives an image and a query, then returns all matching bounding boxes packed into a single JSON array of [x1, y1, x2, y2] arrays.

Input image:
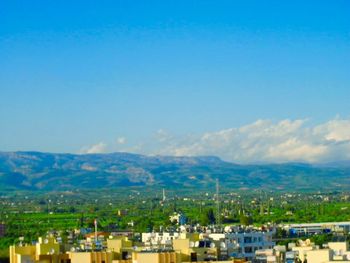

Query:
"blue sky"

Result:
[[1, 1, 350, 162]]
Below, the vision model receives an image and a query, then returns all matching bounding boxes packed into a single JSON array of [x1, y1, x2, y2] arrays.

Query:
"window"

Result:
[[122, 251, 129, 260], [244, 237, 252, 243], [244, 247, 253, 253], [191, 252, 197, 262]]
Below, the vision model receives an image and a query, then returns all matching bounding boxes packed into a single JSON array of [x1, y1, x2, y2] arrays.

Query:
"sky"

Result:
[[1, 1, 350, 163]]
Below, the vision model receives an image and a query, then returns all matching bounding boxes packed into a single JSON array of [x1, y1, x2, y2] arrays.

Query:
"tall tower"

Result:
[[162, 188, 166, 202], [216, 178, 221, 227], [94, 218, 97, 244]]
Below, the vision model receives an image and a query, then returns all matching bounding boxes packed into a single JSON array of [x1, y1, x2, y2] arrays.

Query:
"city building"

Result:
[[287, 240, 350, 263], [9, 236, 69, 263], [142, 232, 180, 246], [283, 221, 350, 236], [8, 227, 278, 263], [173, 237, 220, 262], [209, 228, 275, 261]]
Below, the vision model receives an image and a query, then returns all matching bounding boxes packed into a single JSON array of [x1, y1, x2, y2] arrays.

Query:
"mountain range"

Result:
[[0, 151, 349, 192]]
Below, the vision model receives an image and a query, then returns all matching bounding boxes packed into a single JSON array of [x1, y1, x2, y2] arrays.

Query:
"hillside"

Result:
[[0, 151, 349, 191]]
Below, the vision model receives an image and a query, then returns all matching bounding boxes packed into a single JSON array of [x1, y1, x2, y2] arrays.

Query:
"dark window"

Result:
[[244, 237, 252, 243], [122, 251, 129, 260], [244, 247, 253, 253], [191, 252, 197, 262]]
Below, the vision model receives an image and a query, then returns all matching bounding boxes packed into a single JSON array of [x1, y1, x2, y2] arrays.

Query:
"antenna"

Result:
[[216, 178, 221, 227]]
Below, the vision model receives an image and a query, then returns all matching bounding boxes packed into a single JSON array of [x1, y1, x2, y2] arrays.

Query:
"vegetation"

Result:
[[1, 189, 350, 259]]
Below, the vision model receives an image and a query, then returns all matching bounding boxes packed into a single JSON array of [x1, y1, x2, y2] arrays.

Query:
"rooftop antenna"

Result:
[[216, 178, 221, 227]]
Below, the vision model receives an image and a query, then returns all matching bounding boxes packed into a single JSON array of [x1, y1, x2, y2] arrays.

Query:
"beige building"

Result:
[[132, 251, 180, 263], [173, 237, 220, 262], [9, 237, 70, 263], [306, 247, 350, 263], [69, 251, 115, 263], [9, 234, 247, 263], [290, 241, 350, 263]]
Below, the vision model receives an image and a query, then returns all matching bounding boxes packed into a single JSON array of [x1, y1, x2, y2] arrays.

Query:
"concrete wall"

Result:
[[70, 252, 92, 263], [328, 242, 349, 253], [10, 245, 36, 263], [292, 246, 314, 262], [133, 252, 180, 263], [306, 249, 331, 263]]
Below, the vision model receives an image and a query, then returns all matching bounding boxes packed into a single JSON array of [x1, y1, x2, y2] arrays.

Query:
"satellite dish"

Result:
[[50, 248, 55, 254], [195, 241, 199, 247], [44, 239, 49, 244], [220, 242, 226, 249], [189, 241, 195, 248], [70, 247, 76, 252], [210, 243, 216, 248]]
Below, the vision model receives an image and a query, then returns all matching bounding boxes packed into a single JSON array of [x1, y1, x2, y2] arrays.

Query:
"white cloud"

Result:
[[155, 129, 173, 142], [116, 137, 127, 145], [80, 142, 107, 154], [78, 118, 350, 163], [144, 118, 350, 163], [314, 119, 350, 142]]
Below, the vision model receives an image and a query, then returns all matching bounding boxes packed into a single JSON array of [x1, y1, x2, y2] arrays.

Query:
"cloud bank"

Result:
[[147, 118, 350, 163], [79, 118, 350, 164]]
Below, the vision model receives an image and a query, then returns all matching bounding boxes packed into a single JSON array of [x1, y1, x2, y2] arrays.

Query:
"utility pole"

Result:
[[260, 191, 264, 215], [47, 199, 51, 224], [216, 178, 221, 227]]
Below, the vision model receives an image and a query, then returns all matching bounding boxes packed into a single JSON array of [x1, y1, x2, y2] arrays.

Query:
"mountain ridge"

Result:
[[0, 151, 349, 191]]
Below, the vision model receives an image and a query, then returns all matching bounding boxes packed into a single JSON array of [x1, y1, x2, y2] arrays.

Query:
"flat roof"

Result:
[[288, 222, 350, 227]]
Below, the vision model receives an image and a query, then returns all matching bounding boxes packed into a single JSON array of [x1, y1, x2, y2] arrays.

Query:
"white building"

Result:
[[283, 221, 350, 235], [209, 229, 275, 260], [142, 232, 180, 246]]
